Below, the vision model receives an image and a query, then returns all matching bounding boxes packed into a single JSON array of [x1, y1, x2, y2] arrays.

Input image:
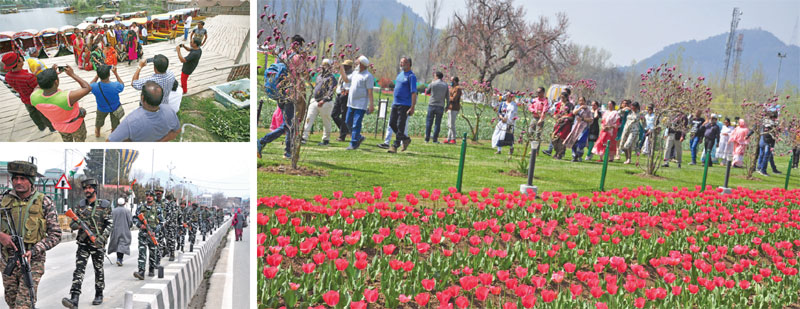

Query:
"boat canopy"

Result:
[[84, 16, 99, 23], [37, 28, 58, 36], [13, 30, 37, 39]]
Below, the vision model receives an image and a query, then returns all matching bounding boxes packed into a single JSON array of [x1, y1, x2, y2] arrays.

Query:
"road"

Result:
[[0, 228, 221, 308]]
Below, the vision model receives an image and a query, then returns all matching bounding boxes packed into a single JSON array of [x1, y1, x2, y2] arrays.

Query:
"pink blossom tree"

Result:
[[638, 64, 712, 176]]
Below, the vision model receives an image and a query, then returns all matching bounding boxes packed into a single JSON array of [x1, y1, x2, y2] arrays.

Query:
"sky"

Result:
[[1, 144, 250, 198], [398, 0, 800, 66]]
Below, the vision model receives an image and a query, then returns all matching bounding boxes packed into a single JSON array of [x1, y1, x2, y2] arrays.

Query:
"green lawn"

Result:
[[257, 129, 799, 199], [177, 93, 249, 142]]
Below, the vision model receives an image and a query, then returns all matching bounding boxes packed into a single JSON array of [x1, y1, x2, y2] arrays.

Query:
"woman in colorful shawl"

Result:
[[564, 96, 593, 162], [551, 93, 575, 160], [81, 46, 93, 70], [89, 45, 104, 70], [618, 101, 643, 164], [728, 119, 749, 168], [592, 101, 620, 161]]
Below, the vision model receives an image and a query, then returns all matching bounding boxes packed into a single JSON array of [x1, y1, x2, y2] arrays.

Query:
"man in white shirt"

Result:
[[339, 55, 374, 150], [184, 15, 192, 41]]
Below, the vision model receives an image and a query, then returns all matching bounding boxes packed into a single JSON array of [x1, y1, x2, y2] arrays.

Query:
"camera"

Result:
[[146, 58, 154, 64]]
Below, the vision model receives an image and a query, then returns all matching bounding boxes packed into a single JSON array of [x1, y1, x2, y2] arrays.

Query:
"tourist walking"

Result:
[[619, 102, 643, 164], [563, 96, 592, 162], [388, 56, 417, 153], [551, 93, 575, 160], [445, 76, 462, 144], [425, 71, 449, 143], [716, 118, 735, 166], [528, 87, 548, 142], [340, 55, 374, 150], [728, 119, 749, 168], [301, 59, 337, 145], [688, 111, 706, 165], [585, 101, 602, 161], [592, 101, 620, 161], [176, 38, 203, 94], [491, 93, 518, 155], [332, 60, 353, 142]]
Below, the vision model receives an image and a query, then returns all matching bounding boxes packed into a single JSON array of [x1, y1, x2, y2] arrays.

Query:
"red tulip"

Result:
[[504, 302, 517, 309], [334, 258, 349, 271], [350, 301, 366, 309], [521, 293, 536, 308], [262, 266, 278, 279], [422, 278, 436, 291], [322, 290, 340, 307], [302, 263, 315, 274], [635, 297, 646, 308], [415, 293, 430, 306], [363, 288, 378, 303], [541, 289, 557, 303], [475, 286, 489, 301], [398, 294, 411, 303], [455, 296, 469, 308]]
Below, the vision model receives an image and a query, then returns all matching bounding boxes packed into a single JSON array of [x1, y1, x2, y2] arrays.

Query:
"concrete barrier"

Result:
[[123, 219, 232, 309]]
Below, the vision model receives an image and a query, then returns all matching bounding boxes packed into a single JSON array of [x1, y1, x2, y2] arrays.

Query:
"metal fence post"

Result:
[[456, 133, 468, 193]]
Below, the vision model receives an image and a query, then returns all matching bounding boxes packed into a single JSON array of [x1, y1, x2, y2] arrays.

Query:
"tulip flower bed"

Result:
[[257, 186, 800, 308]]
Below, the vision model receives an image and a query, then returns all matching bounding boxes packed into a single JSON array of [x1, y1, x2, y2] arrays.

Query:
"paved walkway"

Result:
[[0, 14, 249, 142]]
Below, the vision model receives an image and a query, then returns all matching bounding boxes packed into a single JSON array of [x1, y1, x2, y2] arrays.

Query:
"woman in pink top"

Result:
[[592, 101, 620, 161], [728, 119, 750, 168]]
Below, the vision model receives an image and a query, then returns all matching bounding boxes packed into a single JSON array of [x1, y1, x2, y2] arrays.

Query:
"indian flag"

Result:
[[69, 159, 84, 177]]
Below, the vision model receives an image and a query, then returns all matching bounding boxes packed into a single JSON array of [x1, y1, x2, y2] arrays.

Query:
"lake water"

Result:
[[0, 7, 137, 32]]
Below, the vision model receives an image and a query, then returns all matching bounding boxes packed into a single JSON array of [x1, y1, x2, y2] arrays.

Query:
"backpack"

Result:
[[264, 61, 288, 101]]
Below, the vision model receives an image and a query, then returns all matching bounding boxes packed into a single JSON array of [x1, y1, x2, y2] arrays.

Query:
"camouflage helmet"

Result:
[[145, 190, 156, 196], [7, 161, 37, 184], [165, 193, 174, 200], [154, 187, 164, 193], [81, 178, 98, 189]]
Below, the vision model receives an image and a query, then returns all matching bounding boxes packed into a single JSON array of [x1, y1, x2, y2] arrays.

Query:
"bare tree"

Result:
[[422, 0, 442, 80], [314, 0, 326, 59], [347, 0, 363, 44]]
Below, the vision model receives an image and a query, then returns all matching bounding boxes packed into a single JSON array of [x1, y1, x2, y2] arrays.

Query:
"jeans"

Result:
[[258, 102, 293, 156], [757, 136, 778, 173], [690, 136, 701, 163], [389, 104, 411, 147], [425, 105, 444, 142], [184, 28, 189, 40], [345, 107, 366, 148]]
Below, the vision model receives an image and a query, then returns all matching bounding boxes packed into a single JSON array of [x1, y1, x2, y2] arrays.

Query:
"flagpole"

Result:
[[151, 149, 155, 190], [102, 149, 106, 186], [117, 150, 121, 202]]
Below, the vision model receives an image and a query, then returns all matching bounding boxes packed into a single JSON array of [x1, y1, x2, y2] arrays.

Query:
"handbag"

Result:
[[497, 125, 514, 147]]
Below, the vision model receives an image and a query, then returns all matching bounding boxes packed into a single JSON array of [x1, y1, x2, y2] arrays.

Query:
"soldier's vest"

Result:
[[189, 208, 200, 223], [75, 199, 111, 243], [0, 191, 47, 246], [139, 204, 159, 227]]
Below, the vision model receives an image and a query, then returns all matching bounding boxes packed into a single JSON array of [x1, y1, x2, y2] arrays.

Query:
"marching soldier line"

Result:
[[0, 160, 227, 309]]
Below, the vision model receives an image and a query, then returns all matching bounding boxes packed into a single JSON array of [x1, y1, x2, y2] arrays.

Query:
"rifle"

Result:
[[65, 209, 114, 265], [0, 208, 36, 308], [137, 213, 159, 246]]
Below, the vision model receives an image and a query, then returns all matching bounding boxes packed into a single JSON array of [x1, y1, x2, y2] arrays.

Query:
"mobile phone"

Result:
[[146, 58, 154, 63], [57, 67, 66, 73]]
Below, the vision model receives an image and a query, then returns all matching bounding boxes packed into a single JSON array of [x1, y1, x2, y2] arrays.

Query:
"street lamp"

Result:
[[774, 52, 787, 95]]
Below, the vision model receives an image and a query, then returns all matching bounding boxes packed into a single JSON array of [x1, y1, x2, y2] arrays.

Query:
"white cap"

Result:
[[117, 197, 126, 205], [357, 55, 369, 66], [322, 58, 332, 66]]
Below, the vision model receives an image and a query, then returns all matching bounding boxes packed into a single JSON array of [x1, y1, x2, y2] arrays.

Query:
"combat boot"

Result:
[[61, 293, 79, 308], [134, 271, 145, 280], [148, 268, 155, 277], [189, 243, 194, 252], [169, 254, 175, 261], [92, 291, 103, 305]]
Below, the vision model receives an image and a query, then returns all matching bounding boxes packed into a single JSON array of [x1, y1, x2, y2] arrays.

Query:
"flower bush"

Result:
[[257, 186, 800, 308]]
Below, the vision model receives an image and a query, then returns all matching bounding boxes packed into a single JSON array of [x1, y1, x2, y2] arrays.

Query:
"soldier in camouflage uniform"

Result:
[[133, 190, 163, 279], [186, 203, 199, 251], [162, 193, 178, 261], [200, 205, 211, 241], [153, 188, 167, 259], [62, 178, 113, 308], [0, 161, 62, 309], [175, 200, 187, 252]]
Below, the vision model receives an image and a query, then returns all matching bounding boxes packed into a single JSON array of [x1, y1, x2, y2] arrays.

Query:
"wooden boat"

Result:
[[0, 32, 15, 54], [0, 8, 19, 14], [100, 14, 117, 23], [58, 7, 76, 14], [13, 30, 37, 51], [38, 28, 59, 49], [84, 16, 100, 24]]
